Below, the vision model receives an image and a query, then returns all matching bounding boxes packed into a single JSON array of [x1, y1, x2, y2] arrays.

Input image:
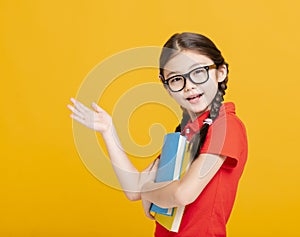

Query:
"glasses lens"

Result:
[[190, 68, 208, 83], [168, 76, 185, 91]]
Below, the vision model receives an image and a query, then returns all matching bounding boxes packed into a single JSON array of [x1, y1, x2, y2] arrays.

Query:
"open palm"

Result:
[[67, 98, 112, 133]]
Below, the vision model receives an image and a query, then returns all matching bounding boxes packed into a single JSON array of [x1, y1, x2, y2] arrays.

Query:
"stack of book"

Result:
[[150, 132, 191, 232]]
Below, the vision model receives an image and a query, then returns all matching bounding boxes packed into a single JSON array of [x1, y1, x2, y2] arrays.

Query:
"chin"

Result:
[[185, 105, 209, 119], [191, 104, 209, 114]]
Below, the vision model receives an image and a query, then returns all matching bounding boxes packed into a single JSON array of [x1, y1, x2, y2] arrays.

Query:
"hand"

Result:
[[67, 98, 112, 134], [140, 159, 159, 220], [140, 158, 159, 186], [142, 198, 155, 220]]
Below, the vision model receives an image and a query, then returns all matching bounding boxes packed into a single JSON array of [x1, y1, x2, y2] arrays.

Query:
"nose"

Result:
[[184, 77, 197, 92]]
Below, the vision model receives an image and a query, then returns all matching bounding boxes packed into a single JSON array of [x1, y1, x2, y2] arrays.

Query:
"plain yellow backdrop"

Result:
[[1, 0, 300, 236]]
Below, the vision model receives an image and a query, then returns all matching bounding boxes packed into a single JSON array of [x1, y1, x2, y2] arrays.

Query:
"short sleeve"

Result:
[[200, 114, 247, 169]]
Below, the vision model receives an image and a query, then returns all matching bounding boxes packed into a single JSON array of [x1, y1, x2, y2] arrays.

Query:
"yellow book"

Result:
[[154, 205, 185, 232]]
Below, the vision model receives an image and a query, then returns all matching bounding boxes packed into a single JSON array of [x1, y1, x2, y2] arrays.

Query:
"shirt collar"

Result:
[[181, 110, 210, 141], [180, 102, 235, 141]]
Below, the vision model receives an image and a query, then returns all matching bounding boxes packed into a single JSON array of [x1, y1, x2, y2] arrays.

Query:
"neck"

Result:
[[188, 105, 211, 122]]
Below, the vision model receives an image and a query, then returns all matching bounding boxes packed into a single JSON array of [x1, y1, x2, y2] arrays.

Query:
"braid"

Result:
[[175, 107, 190, 132], [189, 73, 228, 161]]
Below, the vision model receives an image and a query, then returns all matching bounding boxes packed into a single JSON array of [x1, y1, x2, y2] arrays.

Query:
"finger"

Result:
[[155, 158, 160, 165], [91, 102, 104, 113], [146, 212, 155, 220], [70, 113, 87, 126], [67, 104, 85, 119], [147, 158, 159, 173], [70, 98, 91, 114]]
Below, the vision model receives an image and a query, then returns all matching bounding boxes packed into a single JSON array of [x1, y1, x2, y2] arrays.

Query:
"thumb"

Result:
[[148, 158, 159, 175], [153, 158, 159, 170]]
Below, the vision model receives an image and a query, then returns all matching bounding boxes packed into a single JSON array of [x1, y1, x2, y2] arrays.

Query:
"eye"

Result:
[[192, 68, 205, 76], [169, 76, 183, 84]]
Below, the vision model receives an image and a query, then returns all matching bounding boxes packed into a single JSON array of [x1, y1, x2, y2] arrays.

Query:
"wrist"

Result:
[[100, 124, 115, 138], [141, 181, 154, 193]]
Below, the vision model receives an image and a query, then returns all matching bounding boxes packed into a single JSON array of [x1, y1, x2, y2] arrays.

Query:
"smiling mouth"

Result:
[[187, 93, 203, 101]]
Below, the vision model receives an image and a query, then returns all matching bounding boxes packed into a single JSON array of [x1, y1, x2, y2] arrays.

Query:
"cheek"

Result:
[[168, 91, 185, 105], [170, 93, 182, 102], [202, 81, 218, 98]]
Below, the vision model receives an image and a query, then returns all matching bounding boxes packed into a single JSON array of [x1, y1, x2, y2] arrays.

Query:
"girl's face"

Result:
[[163, 50, 227, 121]]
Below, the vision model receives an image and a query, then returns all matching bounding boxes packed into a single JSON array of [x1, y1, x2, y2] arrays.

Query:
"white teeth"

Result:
[[187, 93, 202, 100]]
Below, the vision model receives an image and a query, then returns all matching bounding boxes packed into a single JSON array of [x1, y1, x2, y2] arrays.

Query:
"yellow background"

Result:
[[1, 0, 299, 236]]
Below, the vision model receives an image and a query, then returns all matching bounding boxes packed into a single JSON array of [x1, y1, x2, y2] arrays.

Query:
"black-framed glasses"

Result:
[[161, 64, 217, 92]]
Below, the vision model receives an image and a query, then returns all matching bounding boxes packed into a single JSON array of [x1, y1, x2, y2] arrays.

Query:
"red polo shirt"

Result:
[[155, 102, 248, 237]]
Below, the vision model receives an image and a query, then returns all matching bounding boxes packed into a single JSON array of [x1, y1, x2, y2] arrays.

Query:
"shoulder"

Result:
[[201, 102, 248, 168], [212, 102, 247, 137]]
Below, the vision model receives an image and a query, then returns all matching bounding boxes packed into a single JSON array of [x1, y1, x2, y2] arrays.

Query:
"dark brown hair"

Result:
[[159, 32, 229, 161]]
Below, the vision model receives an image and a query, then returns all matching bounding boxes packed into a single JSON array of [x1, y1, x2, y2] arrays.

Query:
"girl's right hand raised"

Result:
[[67, 98, 113, 134]]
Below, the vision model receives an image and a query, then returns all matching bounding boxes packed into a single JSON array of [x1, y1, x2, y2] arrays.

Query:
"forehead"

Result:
[[163, 50, 213, 74]]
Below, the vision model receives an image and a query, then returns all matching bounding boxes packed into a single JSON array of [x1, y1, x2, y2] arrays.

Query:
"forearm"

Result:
[[68, 99, 147, 200], [141, 180, 182, 208], [102, 126, 141, 200], [141, 154, 226, 208]]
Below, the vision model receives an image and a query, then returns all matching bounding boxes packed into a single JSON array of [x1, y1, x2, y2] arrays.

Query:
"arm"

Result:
[[102, 127, 159, 200], [141, 153, 226, 208], [68, 98, 158, 201]]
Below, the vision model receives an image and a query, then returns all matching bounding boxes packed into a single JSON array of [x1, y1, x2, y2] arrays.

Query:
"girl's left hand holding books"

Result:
[[140, 158, 160, 220], [142, 198, 155, 220]]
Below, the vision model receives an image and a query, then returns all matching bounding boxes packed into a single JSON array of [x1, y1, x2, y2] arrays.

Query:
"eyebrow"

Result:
[[165, 63, 206, 78]]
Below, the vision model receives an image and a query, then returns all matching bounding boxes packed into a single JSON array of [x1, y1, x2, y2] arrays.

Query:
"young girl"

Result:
[[67, 32, 248, 237]]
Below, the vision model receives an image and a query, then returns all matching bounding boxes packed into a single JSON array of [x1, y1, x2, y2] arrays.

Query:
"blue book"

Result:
[[150, 132, 188, 216]]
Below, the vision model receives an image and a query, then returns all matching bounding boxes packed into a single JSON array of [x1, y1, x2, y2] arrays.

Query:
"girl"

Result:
[[67, 32, 248, 237]]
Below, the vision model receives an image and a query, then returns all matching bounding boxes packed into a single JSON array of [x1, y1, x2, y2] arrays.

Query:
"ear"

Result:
[[160, 74, 173, 96], [217, 64, 227, 83]]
